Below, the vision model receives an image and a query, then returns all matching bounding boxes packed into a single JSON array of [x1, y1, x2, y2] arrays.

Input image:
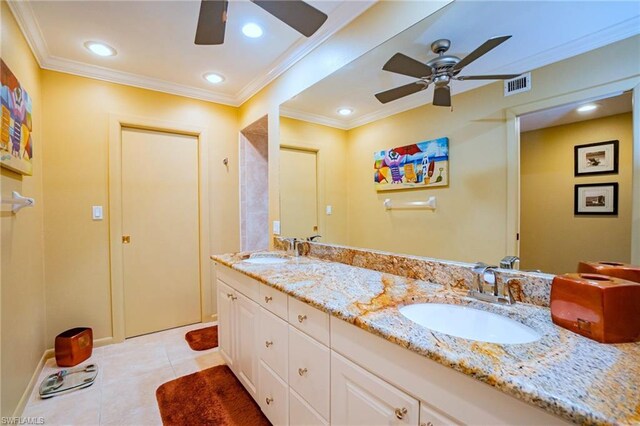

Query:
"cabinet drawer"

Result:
[[259, 361, 289, 426], [288, 326, 330, 419], [217, 264, 259, 302], [331, 351, 419, 426], [260, 285, 288, 320], [420, 402, 461, 426], [259, 308, 288, 381], [288, 297, 330, 346], [290, 389, 328, 426]]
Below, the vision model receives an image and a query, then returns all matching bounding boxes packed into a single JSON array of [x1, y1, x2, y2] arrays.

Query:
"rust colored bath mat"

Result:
[[156, 365, 270, 426], [185, 326, 218, 351]]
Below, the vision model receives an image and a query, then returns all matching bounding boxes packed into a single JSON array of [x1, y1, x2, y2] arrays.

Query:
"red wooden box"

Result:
[[550, 274, 640, 343], [55, 327, 93, 367], [577, 261, 640, 284]]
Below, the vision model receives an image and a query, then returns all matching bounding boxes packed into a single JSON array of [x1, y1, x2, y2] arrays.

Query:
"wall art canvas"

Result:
[[374, 137, 448, 191], [574, 183, 618, 215], [1, 59, 33, 175], [574, 140, 618, 176]]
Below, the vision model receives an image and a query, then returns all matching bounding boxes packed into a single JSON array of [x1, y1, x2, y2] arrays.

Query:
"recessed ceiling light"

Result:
[[577, 104, 598, 113], [242, 23, 263, 38], [84, 41, 116, 57], [204, 73, 225, 84], [337, 107, 353, 116]]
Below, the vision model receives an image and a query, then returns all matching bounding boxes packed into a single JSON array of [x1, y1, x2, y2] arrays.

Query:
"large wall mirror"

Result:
[[276, 1, 639, 275]]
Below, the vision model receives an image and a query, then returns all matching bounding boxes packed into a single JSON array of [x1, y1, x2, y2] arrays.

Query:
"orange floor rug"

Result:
[[185, 325, 218, 351], [156, 365, 270, 426]]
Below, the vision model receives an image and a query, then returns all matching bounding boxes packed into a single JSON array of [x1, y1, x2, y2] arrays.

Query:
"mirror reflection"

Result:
[[278, 1, 637, 275]]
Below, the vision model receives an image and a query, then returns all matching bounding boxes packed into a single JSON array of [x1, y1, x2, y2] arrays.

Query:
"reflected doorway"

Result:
[[279, 147, 319, 239], [518, 92, 633, 274]]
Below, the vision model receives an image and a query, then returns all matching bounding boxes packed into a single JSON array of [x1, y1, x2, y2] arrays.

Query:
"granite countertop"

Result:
[[211, 251, 640, 426]]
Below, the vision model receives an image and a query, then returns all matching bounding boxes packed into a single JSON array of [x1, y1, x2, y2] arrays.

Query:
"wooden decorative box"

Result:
[[550, 274, 640, 343], [577, 261, 640, 283], [55, 327, 93, 367]]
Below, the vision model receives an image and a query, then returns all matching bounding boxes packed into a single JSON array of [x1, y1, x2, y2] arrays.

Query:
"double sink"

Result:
[[243, 253, 541, 345]]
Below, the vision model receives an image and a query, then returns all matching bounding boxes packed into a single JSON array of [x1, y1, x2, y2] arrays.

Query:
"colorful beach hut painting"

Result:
[[1, 59, 34, 175], [374, 137, 448, 191]]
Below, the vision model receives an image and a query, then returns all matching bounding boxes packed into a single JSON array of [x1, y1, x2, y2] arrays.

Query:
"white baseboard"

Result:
[[13, 336, 115, 417]]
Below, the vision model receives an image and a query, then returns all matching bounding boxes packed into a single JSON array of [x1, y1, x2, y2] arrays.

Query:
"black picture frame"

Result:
[[574, 182, 618, 215], [574, 140, 619, 176]]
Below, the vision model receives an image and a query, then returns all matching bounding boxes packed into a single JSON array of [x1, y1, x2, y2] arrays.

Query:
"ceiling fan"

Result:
[[375, 36, 521, 107], [195, 0, 328, 45]]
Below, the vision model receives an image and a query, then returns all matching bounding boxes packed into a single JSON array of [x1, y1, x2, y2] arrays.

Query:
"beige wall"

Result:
[[520, 113, 632, 274], [343, 36, 639, 265], [41, 70, 239, 344], [280, 117, 348, 245], [0, 1, 47, 416]]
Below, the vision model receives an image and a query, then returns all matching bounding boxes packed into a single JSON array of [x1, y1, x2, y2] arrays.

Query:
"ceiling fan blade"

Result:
[[382, 53, 433, 79], [457, 74, 521, 80], [433, 86, 451, 107], [195, 0, 228, 45], [252, 0, 328, 37], [375, 82, 427, 104], [452, 35, 512, 72]]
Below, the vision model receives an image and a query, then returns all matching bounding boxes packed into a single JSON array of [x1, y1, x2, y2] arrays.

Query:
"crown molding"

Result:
[[8, 0, 375, 107], [280, 107, 348, 130], [283, 16, 640, 130]]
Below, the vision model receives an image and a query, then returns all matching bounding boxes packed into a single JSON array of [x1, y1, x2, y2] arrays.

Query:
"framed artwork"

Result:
[[374, 137, 448, 191], [1, 59, 34, 175], [574, 140, 618, 176], [574, 183, 618, 215]]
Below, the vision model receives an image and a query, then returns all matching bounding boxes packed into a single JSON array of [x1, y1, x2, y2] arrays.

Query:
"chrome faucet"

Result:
[[468, 262, 516, 305], [500, 256, 520, 270], [306, 234, 322, 242], [286, 238, 301, 257]]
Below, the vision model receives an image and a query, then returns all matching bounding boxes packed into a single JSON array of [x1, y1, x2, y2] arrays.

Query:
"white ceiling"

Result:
[[281, 1, 640, 130], [9, 0, 374, 105], [520, 91, 632, 133]]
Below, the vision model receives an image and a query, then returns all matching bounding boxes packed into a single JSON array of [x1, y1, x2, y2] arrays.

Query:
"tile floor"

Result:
[[22, 322, 224, 425]]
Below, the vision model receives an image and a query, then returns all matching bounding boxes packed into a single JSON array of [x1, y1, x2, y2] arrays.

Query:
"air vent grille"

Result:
[[504, 72, 531, 96]]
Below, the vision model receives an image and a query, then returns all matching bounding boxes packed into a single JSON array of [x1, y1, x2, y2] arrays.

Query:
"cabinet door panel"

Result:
[[236, 292, 259, 400], [259, 361, 289, 426], [216, 279, 235, 368], [290, 389, 328, 426], [420, 402, 461, 426], [331, 351, 419, 426]]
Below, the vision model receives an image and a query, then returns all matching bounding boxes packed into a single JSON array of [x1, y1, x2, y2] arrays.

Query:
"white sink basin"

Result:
[[399, 303, 541, 344], [243, 257, 287, 265]]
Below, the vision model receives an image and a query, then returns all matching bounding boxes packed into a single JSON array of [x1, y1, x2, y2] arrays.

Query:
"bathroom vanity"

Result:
[[211, 245, 640, 425]]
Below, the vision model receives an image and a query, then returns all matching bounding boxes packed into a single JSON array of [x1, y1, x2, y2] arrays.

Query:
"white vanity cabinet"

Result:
[[215, 268, 260, 401], [213, 263, 569, 426]]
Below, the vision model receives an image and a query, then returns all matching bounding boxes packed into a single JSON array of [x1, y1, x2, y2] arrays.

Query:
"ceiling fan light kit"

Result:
[[195, 0, 328, 46], [376, 35, 522, 108]]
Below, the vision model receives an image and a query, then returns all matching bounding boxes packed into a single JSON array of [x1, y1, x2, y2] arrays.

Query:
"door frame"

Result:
[[505, 76, 640, 264], [279, 144, 322, 238], [108, 114, 211, 343]]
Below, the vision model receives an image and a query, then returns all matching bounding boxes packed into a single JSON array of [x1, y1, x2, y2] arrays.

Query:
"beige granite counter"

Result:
[[211, 250, 640, 426]]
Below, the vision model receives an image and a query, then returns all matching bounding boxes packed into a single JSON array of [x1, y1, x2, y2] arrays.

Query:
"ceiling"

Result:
[[281, 1, 640, 130], [9, 0, 374, 105], [520, 91, 633, 133]]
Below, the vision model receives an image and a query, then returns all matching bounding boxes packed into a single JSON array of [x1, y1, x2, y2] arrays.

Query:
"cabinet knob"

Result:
[[230, 295, 237, 301], [298, 367, 308, 376], [420, 422, 434, 426], [265, 340, 273, 348], [394, 407, 407, 420], [264, 296, 273, 303], [226, 293, 233, 298], [265, 397, 273, 405], [297, 314, 307, 323]]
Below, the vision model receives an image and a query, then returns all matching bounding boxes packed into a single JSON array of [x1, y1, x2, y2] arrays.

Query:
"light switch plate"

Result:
[[92, 205, 103, 220], [273, 220, 281, 235], [326, 205, 332, 215]]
